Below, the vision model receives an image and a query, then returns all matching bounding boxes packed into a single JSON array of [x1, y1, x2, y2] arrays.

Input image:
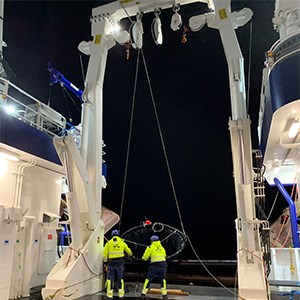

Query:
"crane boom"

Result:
[[47, 64, 83, 100]]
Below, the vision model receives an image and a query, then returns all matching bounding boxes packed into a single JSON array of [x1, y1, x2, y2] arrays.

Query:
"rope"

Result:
[[44, 274, 103, 300], [267, 191, 279, 220], [79, 52, 86, 86], [117, 0, 186, 235], [140, 49, 186, 235], [118, 0, 134, 24], [118, 50, 141, 230], [61, 86, 74, 125], [61, 86, 81, 113], [44, 248, 103, 299], [187, 235, 245, 299], [123, 238, 148, 248], [69, 246, 103, 276]]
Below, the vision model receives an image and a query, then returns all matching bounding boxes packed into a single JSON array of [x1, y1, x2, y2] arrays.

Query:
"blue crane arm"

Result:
[[47, 64, 83, 101]]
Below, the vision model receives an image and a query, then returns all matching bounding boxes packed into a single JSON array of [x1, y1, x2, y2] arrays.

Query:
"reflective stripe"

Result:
[[103, 236, 133, 260], [107, 279, 111, 290], [143, 278, 150, 291], [150, 255, 165, 263], [162, 279, 167, 290], [107, 251, 124, 259], [161, 280, 167, 295], [106, 280, 113, 298], [142, 241, 166, 262]]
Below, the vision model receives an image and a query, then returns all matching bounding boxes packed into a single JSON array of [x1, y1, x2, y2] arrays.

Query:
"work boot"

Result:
[[118, 288, 125, 299], [141, 294, 146, 299], [162, 295, 168, 300]]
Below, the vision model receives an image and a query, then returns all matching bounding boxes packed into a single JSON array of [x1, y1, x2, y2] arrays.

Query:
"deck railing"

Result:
[[0, 78, 66, 136]]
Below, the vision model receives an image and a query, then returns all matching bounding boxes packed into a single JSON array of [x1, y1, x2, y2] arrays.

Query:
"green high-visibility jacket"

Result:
[[142, 241, 166, 263], [103, 236, 132, 262]]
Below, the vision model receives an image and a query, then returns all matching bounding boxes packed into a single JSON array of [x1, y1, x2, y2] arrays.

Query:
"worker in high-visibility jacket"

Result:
[[141, 235, 168, 299], [103, 229, 133, 299]]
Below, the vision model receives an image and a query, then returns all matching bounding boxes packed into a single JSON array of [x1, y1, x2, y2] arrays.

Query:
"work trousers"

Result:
[[106, 258, 125, 298], [142, 261, 167, 296]]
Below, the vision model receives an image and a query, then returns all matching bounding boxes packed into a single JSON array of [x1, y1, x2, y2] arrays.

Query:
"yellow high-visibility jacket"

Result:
[[142, 241, 166, 263], [103, 236, 132, 262]]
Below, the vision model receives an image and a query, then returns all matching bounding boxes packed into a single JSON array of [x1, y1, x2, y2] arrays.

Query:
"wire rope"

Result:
[[187, 235, 244, 299], [118, 0, 186, 235], [61, 85, 82, 112], [267, 191, 279, 220], [118, 0, 134, 24], [140, 49, 186, 235], [79, 52, 86, 86], [118, 50, 141, 230], [61, 86, 74, 125]]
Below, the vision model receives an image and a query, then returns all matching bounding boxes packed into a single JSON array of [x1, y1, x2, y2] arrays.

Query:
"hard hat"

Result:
[[111, 229, 120, 237], [150, 235, 159, 242]]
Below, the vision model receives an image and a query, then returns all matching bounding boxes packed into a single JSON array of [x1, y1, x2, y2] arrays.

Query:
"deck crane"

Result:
[[42, 0, 269, 299], [47, 64, 83, 101]]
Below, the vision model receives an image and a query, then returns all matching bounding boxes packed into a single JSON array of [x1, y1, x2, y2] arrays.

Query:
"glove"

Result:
[[129, 256, 133, 262], [127, 255, 134, 262], [103, 263, 108, 272]]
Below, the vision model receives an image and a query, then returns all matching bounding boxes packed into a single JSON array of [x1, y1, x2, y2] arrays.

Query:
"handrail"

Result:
[[0, 78, 66, 136]]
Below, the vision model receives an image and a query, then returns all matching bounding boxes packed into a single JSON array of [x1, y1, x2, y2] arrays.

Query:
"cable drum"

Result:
[[121, 222, 187, 260]]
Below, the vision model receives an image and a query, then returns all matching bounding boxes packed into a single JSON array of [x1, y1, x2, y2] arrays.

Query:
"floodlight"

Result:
[[4, 104, 16, 114]]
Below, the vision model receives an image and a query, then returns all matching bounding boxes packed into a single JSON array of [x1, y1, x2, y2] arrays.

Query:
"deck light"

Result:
[[4, 104, 16, 115]]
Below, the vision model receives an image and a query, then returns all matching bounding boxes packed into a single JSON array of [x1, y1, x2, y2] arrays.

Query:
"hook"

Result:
[[172, 3, 180, 12], [182, 25, 190, 44], [154, 7, 161, 17], [125, 42, 131, 60], [137, 11, 143, 20]]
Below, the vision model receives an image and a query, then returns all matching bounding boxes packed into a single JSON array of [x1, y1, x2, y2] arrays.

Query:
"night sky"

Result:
[[3, 0, 284, 260]]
